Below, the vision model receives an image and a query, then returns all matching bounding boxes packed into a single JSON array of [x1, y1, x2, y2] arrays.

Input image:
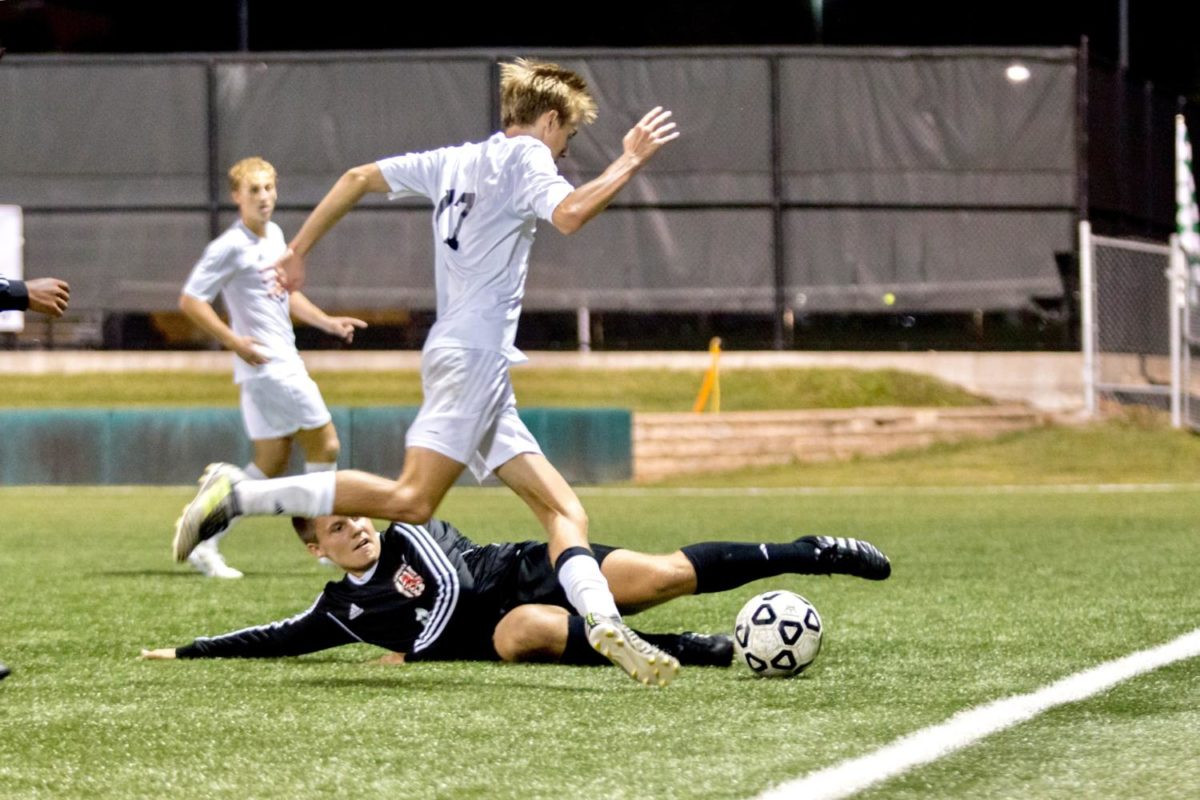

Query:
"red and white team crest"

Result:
[[393, 561, 425, 598]]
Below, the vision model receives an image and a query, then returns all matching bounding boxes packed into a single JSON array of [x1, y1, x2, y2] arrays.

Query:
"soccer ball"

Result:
[[733, 590, 823, 677]]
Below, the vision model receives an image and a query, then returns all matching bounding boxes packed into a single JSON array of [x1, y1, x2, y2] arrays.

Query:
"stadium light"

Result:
[[1005, 63, 1031, 84]]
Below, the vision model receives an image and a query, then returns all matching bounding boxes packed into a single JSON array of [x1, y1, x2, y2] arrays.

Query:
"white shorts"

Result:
[[239, 371, 332, 441], [406, 347, 542, 482]]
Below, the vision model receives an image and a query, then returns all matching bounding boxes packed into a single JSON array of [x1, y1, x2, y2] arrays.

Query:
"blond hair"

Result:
[[499, 58, 598, 129], [227, 156, 277, 192]]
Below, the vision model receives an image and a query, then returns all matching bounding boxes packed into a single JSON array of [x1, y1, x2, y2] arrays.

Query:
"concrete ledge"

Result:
[[633, 405, 1047, 482]]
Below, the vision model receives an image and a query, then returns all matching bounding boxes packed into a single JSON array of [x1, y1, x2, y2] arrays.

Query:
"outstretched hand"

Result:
[[324, 316, 368, 343], [622, 107, 679, 165], [138, 648, 177, 660], [373, 652, 406, 666]]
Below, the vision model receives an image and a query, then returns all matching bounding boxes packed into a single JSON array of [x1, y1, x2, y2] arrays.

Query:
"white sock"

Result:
[[235, 472, 336, 518], [305, 461, 336, 473], [192, 535, 223, 555], [556, 553, 620, 619], [243, 462, 268, 480]]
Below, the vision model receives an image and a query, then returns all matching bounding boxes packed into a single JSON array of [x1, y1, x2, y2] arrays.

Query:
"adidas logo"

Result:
[[349, 604, 364, 620], [273, 502, 285, 515]]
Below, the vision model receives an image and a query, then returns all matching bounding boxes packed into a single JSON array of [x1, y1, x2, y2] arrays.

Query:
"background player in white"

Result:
[[175, 59, 680, 683], [179, 157, 366, 578]]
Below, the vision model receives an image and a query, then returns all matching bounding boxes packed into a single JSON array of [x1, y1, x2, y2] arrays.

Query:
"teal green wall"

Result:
[[0, 407, 631, 485]]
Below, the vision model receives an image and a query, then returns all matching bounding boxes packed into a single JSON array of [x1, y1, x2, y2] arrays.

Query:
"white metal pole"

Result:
[[1187, 274, 1194, 430], [576, 306, 591, 353], [0, 206, 25, 335], [1169, 234, 1185, 428], [1079, 219, 1097, 416]]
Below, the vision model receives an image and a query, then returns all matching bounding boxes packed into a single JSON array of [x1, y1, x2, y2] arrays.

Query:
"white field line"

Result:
[[3, 482, 1200, 497], [574, 483, 1200, 497], [754, 626, 1200, 800]]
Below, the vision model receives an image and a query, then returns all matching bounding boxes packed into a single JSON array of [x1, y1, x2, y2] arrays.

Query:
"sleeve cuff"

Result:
[[2, 280, 29, 311]]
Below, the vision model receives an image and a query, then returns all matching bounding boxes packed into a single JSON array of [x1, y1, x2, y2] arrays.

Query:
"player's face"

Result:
[[311, 515, 381, 574], [231, 170, 277, 232], [546, 116, 578, 160]]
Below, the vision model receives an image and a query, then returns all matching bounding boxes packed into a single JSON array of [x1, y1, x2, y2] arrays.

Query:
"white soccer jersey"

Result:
[[182, 220, 304, 383], [377, 132, 574, 363]]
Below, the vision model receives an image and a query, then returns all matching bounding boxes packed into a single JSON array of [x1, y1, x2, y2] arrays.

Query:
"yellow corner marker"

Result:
[[692, 337, 723, 413]]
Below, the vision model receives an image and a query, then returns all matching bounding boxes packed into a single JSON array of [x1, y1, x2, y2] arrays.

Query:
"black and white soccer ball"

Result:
[[733, 590, 823, 677]]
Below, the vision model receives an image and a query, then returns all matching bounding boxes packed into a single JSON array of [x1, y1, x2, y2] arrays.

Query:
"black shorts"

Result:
[[409, 541, 616, 662]]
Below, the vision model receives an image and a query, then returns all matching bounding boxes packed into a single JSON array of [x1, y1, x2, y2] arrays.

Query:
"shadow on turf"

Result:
[[277, 660, 624, 692], [90, 570, 319, 578], [290, 675, 616, 692]]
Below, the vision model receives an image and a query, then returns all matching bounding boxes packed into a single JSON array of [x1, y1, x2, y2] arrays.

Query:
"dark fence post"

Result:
[[769, 54, 790, 350]]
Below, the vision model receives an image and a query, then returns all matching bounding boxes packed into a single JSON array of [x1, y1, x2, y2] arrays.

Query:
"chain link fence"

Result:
[[1186, 258, 1200, 429], [1080, 223, 1176, 413]]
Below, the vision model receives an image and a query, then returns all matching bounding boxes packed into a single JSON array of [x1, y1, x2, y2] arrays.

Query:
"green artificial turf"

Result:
[[2, 482, 1198, 799], [0, 367, 988, 412]]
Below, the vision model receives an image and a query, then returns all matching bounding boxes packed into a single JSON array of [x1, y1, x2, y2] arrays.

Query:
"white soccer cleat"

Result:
[[586, 613, 680, 687], [187, 546, 244, 579]]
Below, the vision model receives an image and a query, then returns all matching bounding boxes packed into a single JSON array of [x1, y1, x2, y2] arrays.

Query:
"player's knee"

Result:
[[645, 554, 697, 599], [383, 486, 435, 524], [494, 607, 561, 663], [316, 437, 340, 464]]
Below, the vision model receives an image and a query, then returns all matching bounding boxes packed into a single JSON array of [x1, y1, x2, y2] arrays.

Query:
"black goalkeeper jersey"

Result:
[[177, 519, 480, 660]]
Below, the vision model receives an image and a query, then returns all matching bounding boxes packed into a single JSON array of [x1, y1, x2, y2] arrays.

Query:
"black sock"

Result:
[[560, 615, 611, 666], [635, 630, 681, 653], [679, 540, 821, 594], [560, 617, 686, 666]]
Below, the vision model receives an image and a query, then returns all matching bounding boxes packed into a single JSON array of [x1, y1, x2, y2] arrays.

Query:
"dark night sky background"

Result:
[[2, 1, 1199, 100]]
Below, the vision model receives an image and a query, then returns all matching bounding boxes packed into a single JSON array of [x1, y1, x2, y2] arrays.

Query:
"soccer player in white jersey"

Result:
[[179, 157, 366, 579], [175, 60, 682, 684]]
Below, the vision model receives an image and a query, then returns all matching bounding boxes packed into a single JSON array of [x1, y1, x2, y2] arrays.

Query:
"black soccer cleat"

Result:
[[671, 632, 734, 667], [0, 661, 10, 681], [798, 535, 892, 580]]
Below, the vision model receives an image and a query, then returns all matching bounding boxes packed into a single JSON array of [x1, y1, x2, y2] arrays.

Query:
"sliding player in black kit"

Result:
[[142, 514, 889, 681]]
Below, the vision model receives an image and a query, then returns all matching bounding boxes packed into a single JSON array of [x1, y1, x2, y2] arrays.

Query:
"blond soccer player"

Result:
[[174, 61, 681, 684], [178, 157, 366, 578]]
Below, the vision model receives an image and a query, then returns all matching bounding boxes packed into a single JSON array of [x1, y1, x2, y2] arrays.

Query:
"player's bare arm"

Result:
[[551, 107, 679, 235], [179, 293, 269, 366], [276, 163, 391, 291], [289, 291, 368, 343], [24, 277, 71, 317]]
